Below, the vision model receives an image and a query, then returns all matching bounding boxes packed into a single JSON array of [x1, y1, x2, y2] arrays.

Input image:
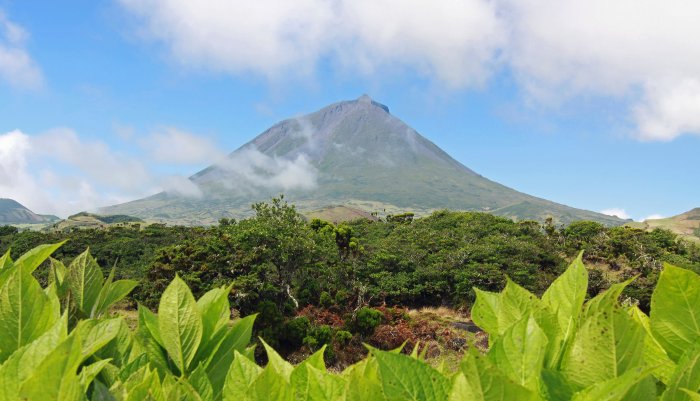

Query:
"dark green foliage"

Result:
[[354, 307, 383, 336], [319, 291, 334, 308], [335, 330, 353, 345], [282, 316, 311, 348]]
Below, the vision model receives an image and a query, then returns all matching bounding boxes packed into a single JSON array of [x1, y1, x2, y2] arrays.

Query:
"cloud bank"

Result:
[[0, 127, 319, 217], [0, 11, 42, 89], [119, 0, 700, 141]]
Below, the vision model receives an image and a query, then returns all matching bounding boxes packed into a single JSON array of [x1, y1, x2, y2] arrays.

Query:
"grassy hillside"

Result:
[[629, 208, 700, 243]]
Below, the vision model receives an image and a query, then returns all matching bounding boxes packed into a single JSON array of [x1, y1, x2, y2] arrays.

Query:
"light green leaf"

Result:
[[661, 343, 700, 401], [630, 306, 676, 384], [18, 330, 84, 401], [158, 275, 203, 375], [584, 277, 636, 319], [651, 263, 700, 362], [487, 315, 547, 391], [680, 389, 700, 401], [197, 286, 231, 343], [571, 368, 653, 401], [0, 268, 59, 361], [204, 314, 256, 394], [343, 357, 383, 401], [77, 317, 122, 361], [190, 363, 214, 401], [222, 351, 262, 401], [372, 347, 450, 401], [67, 249, 104, 316], [542, 253, 588, 366], [451, 349, 534, 401], [78, 359, 112, 391], [562, 304, 645, 387], [13, 242, 64, 274], [93, 266, 138, 317], [138, 304, 164, 347], [0, 250, 12, 271]]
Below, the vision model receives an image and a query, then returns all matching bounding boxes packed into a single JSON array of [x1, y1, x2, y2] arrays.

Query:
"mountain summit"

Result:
[[104, 96, 625, 225], [0, 199, 59, 225]]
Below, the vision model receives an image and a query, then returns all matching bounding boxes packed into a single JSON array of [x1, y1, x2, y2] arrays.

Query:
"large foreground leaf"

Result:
[[158, 275, 203, 375], [651, 264, 700, 362]]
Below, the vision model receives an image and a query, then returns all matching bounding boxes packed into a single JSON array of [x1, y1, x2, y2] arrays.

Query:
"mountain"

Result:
[[0, 199, 59, 225], [103, 95, 626, 226], [630, 208, 700, 242]]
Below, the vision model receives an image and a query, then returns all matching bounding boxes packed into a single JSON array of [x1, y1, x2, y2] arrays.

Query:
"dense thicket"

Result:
[[1, 198, 699, 359]]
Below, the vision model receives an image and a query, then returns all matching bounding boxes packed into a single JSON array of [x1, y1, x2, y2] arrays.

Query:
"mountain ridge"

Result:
[[0, 198, 59, 225], [103, 96, 626, 226]]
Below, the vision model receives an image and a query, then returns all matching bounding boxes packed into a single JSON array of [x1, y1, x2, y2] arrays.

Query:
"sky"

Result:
[[0, 0, 699, 221]]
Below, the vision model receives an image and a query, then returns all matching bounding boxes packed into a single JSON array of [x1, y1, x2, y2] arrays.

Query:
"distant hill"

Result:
[[630, 208, 700, 242], [0, 198, 59, 225], [103, 95, 626, 226], [50, 212, 144, 232]]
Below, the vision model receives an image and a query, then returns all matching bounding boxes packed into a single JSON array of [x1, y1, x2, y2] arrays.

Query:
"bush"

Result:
[[282, 316, 311, 348], [319, 291, 334, 308], [335, 330, 353, 345], [353, 307, 383, 336]]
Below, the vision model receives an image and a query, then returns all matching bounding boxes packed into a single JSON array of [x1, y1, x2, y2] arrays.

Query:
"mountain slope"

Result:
[[630, 208, 700, 242], [0, 199, 59, 225], [103, 95, 625, 226]]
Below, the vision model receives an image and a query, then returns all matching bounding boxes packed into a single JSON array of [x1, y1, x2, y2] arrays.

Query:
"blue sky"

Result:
[[0, 0, 699, 220]]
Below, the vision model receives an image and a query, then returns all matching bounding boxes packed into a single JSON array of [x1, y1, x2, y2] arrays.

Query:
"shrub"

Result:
[[335, 330, 353, 345], [281, 316, 311, 348], [319, 291, 334, 308], [353, 307, 383, 336]]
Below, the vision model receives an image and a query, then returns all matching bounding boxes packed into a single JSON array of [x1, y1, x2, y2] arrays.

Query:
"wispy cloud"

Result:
[[600, 208, 630, 220], [0, 10, 42, 89], [119, 0, 700, 141]]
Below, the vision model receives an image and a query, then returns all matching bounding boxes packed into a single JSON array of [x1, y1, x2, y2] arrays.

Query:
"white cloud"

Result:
[[160, 175, 203, 198], [0, 129, 200, 217], [119, 0, 700, 140], [501, 0, 700, 141], [118, 0, 504, 88], [0, 11, 42, 89], [143, 127, 225, 164], [600, 208, 630, 220], [207, 146, 318, 192], [643, 214, 665, 221]]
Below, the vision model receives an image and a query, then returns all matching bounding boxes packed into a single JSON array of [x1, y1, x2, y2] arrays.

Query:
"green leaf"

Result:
[[542, 253, 588, 366], [78, 359, 112, 391], [0, 250, 12, 271], [19, 330, 84, 401], [584, 277, 635, 319], [77, 318, 122, 361], [651, 263, 700, 362], [13, 242, 64, 274], [138, 304, 164, 347], [342, 357, 383, 401], [190, 363, 214, 401], [571, 368, 653, 401], [372, 347, 450, 401], [222, 351, 262, 401], [450, 349, 534, 401], [93, 266, 138, 317], [680, 389, 700, 401], [487, 315, 548, 391], [158, 275, 203, 375], [0, 268, 59, 361], [661, 343, 700, 401], [561, 303, 645, 387], [629, 306, 676, 384], [67, 249, 105, 316], [205, 314, 256, 395], [197, 286, 231, 343]]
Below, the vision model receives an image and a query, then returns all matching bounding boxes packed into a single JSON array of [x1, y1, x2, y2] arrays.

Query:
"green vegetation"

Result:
[[2, 242, 700, 399], [2, 197, 699, 364]]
